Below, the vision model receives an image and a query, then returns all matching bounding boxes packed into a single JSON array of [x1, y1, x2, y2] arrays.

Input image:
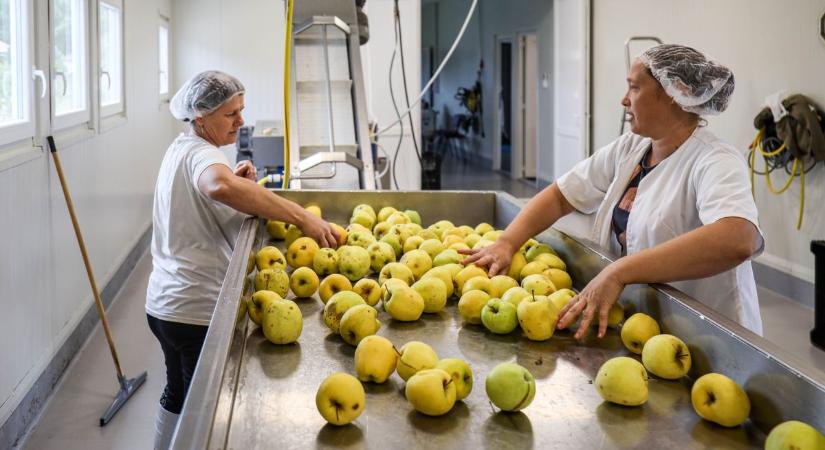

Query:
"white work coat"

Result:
[[557, 127, 764, 334]]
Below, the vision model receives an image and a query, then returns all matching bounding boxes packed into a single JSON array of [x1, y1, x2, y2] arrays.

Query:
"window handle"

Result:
[[100, 70, 111, 90], [32, 67, 47, 98], [53, 71, 67, 96]]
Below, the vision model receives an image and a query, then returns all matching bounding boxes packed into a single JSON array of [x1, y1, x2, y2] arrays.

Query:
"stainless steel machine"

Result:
[[172, 191, 825, 450]]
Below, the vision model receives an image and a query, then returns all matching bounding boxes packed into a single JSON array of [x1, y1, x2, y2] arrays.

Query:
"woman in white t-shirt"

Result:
[[146, 71, 341, 449], [462, 44, 764, 339]]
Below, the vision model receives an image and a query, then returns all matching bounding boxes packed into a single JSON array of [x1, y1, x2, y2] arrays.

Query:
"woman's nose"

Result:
[[620, 95, 630, 108]]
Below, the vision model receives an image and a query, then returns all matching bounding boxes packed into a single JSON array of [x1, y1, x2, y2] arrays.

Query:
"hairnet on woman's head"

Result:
[[638, 44, 734, 116], [169, 71, 245, 122]]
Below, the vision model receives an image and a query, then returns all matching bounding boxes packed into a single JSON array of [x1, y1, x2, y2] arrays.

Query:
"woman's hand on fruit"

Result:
[[557, 264, 625, 340], [459, 239, 516, 277], [298, 212, 341, 249]]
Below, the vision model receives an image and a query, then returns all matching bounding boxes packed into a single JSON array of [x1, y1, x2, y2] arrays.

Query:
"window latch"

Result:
[[32, 67, 47, 99]]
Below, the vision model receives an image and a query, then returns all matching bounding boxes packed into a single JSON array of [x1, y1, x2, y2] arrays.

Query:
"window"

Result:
[[0, 0, 34, 145], [98, 0, 122, 116], [158, 20, 168, 98], [52, 0, 90, 129]]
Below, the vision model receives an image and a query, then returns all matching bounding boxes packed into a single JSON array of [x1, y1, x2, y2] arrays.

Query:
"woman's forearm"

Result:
[[609, 217, 759, 286], [498, 183, 576, 251]]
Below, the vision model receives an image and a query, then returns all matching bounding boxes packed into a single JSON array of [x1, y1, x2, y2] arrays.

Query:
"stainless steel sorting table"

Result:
[[172, 191, 825, 449]]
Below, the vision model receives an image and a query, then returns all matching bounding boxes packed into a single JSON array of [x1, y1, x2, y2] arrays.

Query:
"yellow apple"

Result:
[[765, 420, 825, 450], [418, 239, 446, 259], [386, 211, 411, 226], [481, 230, 503, 241], [367, 241, 396, 273], [312, 247, 339, 277], [436, 358, 473, 401], [548, 288, 576, 312], [464, 233, 482, 248], [354, 335, 399, 383], [330, 223, 347, 246], [379, 262, 415, 286], [324, 290, 365, 333], [284, 224, 303, 247], [691, 373, 750, 427], [254, 268, 290, 297], [289, 267, 319, 298], [353, 204, 377, 220], [595, 357, 648, 406], [384, 285, 425, 321], [337, 245, 371, 281], [350, 211, 376, 230], [347, 230, 376, 249], [543, 268, 573, 290], [457, 290, 491, 324], [621, 313, 661, 354], [412, 277, 448, 313], [403, 235, 425, 254], [286, 237, 320, 269], [516, 295, 559, 341], [248, 290, 281, 325], [520, 273, 556, 296], [373, 221, 392, 240], [442, 234, 465, 248], [339, 304, 381, 346], [305, 204, 322, 218], [525, 243, 554, 261], [261, 298, 302, 344], [462, 275, 493, 296], [642, 334, 691, 380], [507, 251, 528, 280], [421, 267, 455, 299], [489, 275, 519, 298], [400, 249, 433, 280], [417, 229, 439, 241], [405, 369, 457, 416], [455, 265, 488, 293], [502, 286, 531, 308], [519, 261, 550, 281], [397, 341, 439, 381], [474, 222, 494, 235], [353, 278, 381, 306], [256, 245, 287, 271], [432, 249, 462, 266], [532, 253, 566, 270], [265, 220, 287, 239], [315, 372, 365, 426], [318, 274, 352, 304]]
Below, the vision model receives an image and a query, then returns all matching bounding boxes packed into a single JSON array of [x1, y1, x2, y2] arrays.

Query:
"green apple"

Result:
[[384, 285, 425, 321], [400, 249, 433, 280], [338, 245, 371, 281], [765, 420, 825, 450], [507, 251, 528, 280], [548, 288, 576, 312], [265, 220, 287, 239], [397, 341, 439, 381], [525, 243, 554, 262], [350, 211, 376, 230], [323, 291, 366, 333], [481, 298, 519, 334], [339, 304, 381, 346], [379, 233, 403, 258], [595, 357, 648, 406], [248, 290, 282, 325], [286, 237, 320, 269], [621, 313, 661, 354], [421, 267, 455, 299], [474, 222, 494, 235], [457, 290, 491, 324], [319, 274, 352, 304], [642, 334, 691, 380], [256, 245, 287, 271], [532, 253, 566, 270], [502, 286, 531, 308], [433, 249, 462, 267], [489, 275, 519, 298], [289, 267, 319, 298], [377, 206, 398, 222], [403, 235, 425, 254], [255, 268, 290, 297], [520, 274, 556, 296], [347, 230, 376, 249], [412, 277, 448, 313], [462, 275, 493, 296], [312, 248, 339, 277], [354, 335, 398, 383], [372, 221, 392, 240], [436, 358, 473, 401], [261, 298, 302, 344], [516, 294, 559, 341], [379, 262, 416, 286], [353, 278, 381, 306], [543, 268, 573, 290], [455, 265, 488, 293], [403, 209, 422, 225], [519, 261, 550, 281], [691, 373, 750, 427], [485, 362, 536, 411], [405, 369, 457, 416], [284, 223, 303, 247], [367, 241, 396, 273], [315, 372, 365, 426]]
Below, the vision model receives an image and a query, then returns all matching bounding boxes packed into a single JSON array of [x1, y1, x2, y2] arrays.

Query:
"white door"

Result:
[[513, 32, 538, 180], [553, 0, 590, 180]]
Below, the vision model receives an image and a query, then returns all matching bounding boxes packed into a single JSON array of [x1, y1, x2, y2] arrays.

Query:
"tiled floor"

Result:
[[15, 157, 825, 449], [439, 156, 542, 198]]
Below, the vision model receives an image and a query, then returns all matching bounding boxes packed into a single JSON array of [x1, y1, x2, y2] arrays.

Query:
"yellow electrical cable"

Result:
[[749, 127, 806, 229], [282, 0, 294, 189], [765, 157, 798, 194], [798, 161, 805, 230]]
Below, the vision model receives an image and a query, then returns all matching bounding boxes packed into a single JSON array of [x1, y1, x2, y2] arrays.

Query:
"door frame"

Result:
[[512, 30, 539, 181], [491, 34, 513, 172]]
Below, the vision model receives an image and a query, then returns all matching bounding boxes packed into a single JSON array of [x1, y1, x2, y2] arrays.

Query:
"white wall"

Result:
[[421, 0, 554, 181], [591, 0, 825, 282], [0, 0, 176, 425], [172, 0, 422, 189]]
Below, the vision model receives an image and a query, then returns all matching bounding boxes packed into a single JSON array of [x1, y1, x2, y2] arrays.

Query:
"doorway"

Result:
[[514, 32, 538, 181], [497, 39, 513, 173]]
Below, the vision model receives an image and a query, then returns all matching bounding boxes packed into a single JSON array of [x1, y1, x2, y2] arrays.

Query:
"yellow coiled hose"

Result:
[[749, 128, 805, 229]]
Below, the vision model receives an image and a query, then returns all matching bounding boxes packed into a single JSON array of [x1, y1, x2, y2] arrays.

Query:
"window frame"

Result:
[[0, 0, 36, 147], [98, 0, 124, 118], [158, 16, 169, 101], [50, 0, 92, 132]]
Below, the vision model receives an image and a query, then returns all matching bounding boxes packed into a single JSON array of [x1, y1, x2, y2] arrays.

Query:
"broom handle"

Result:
[[47, 136, 126, 383]]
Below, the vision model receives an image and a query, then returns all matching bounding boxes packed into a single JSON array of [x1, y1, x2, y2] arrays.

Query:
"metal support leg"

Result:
[[811, 240, 825, 350]]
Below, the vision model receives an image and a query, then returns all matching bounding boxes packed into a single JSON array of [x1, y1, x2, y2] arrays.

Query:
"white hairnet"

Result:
[[639, 44, 734, 116], [169, 71, 245, 122]]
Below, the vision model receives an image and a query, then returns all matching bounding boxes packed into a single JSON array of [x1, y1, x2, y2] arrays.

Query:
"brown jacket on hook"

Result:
[[754, 94, 825, 161]]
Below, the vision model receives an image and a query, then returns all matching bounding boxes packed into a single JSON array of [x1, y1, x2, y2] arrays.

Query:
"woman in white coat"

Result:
[[462, 44, 764, 339]]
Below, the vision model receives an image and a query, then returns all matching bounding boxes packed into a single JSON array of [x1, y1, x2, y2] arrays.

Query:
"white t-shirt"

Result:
[[557, 127, 764, 335], [146, 133, 245, 326]]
